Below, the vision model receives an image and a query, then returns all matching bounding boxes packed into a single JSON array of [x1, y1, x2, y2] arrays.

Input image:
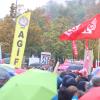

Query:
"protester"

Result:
[[58, 86, 78, 100], [92, 76, 100, 87], [57, 76, 63, 89], [77, 81, 87, 92], [62, 76, 77, 88]]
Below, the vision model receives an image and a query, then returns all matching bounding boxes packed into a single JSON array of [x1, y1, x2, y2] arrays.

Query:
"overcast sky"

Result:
[[0, 0, 65, 18]]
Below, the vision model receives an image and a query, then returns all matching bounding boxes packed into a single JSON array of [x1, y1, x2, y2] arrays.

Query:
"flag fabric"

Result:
[[60, 14, 100, 41], [84, 49, 94, 74], [10, 12, 31, 68]]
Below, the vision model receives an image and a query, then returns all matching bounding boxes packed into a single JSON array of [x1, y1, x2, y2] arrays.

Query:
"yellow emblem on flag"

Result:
[[10, 12, 31, 68]]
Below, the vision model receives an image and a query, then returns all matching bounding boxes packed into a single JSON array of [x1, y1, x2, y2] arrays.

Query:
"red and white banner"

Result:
[[84, 49, 94, 74], [60, 14, 100, 41]]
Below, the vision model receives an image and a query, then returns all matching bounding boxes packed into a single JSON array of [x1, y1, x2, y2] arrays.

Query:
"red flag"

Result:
[[60, 14, 100, 41]]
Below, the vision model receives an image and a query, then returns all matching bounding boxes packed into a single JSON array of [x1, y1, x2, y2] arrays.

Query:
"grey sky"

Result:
[[0, 0, 65, 18]]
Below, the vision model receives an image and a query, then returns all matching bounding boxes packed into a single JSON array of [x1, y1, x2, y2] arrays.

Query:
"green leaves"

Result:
[[0, 1, 99, 62], [0, 16, 15, 53]]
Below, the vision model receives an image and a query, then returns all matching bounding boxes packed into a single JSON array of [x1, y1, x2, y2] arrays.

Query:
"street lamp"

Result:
[[10, 3, 16, 18]]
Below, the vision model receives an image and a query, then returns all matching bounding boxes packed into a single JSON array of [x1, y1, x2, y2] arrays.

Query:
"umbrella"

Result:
[[79, 87, 100, 100], [0, 68, 10, 87], [0, 64, 15, 87], [0, 64, 16, 76], [0, 69, 57, 100]]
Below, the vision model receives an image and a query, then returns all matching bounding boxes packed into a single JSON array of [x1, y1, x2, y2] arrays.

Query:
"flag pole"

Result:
[[15, 0, 17, 19], [98, 39, 100, 67], [0, 43, 2, 60]]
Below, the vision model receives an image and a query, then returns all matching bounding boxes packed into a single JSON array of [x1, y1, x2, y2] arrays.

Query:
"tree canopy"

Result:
[[0, 0, 100, 62]]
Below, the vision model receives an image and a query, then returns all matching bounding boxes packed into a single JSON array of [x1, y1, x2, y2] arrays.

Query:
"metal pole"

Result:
[[98, 39, 100, 67], [0, 44, 2, 60], [15, 0, 17, 18]]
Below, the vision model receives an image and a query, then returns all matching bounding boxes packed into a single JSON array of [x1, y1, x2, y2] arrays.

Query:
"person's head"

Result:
[[58, 86, 68, 100], [62, 76, 77, 88], [67, 72, 77, 78], [92, 76, 100, 87], [59, 71, 68, 78], [77, 81, 87, 92], [79, 76, 89, 82], [58, 86, 78, 100], [74, 90, 85, 98]]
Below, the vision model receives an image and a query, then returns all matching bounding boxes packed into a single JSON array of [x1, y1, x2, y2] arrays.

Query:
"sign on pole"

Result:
[[10, 12, 31, 68]]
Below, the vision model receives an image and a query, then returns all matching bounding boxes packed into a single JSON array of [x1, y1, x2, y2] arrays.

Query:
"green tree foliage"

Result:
[[26, 7, 73, 61], [0, 1, 99, 62], [40, 17, 71, 62], [24, 1, 98, 61], [25, 9, 51, 57], [0, 16, 15, 53]]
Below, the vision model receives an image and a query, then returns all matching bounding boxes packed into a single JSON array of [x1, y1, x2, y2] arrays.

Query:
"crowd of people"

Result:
[[0, 60, 100, 100], [52, 68, 100, 100]]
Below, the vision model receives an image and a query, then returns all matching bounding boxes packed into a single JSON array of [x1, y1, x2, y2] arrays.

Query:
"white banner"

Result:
[[84, 49, 94, 74], [41, 52, 51, 65]]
